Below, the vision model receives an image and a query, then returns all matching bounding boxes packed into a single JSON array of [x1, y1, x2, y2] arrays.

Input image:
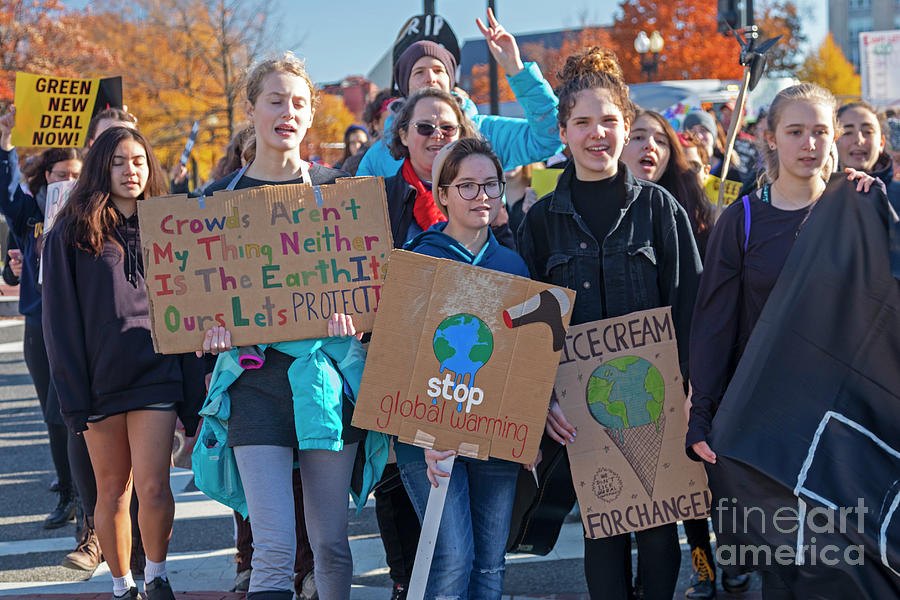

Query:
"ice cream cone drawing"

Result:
[[586, 356, 666, 497]]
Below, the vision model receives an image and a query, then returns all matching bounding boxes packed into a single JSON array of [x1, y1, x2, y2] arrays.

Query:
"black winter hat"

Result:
[[393, 41, 457, 98]]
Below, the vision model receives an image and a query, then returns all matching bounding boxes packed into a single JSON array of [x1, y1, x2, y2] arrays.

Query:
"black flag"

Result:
[[705, 176, 900, 598]]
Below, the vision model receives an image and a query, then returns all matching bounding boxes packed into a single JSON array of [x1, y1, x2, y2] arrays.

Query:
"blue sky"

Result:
[[279, 0, 828, 83]]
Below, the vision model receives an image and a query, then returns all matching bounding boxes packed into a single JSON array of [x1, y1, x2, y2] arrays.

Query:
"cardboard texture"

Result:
[[353, 249, 576, 465], [12, 73, 123, 147], [554, 307, 710, 539], [138, 177, 393, 354]]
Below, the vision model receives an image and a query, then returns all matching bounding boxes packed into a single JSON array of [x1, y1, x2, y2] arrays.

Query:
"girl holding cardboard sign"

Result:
[[395, 137, 530, 600], [42, 126, 207, 600], [517, 48, 703, 600], [194, 52, 379, 600]]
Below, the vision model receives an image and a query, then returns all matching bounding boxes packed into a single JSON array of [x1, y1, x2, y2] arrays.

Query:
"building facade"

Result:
[[830, 0, 900, 67]]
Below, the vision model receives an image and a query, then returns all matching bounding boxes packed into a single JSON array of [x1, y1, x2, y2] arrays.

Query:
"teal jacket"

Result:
[[356, 62, 563, 177], [191, 337, 389, 517]]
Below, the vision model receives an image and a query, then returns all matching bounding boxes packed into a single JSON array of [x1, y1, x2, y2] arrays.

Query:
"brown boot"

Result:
[[61, 516, 103, 572]]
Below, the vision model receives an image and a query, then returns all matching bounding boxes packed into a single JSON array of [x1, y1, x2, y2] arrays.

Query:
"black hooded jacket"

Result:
[[42, 211, 206, 434]]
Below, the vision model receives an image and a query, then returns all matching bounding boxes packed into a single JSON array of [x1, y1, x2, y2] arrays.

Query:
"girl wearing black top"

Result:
[[687, 83, 879, 598], [43, 127, 205, 600], [517, 47, 702, 600]]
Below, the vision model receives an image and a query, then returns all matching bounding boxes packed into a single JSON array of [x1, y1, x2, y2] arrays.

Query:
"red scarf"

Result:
[[402, 158, 447, 231]]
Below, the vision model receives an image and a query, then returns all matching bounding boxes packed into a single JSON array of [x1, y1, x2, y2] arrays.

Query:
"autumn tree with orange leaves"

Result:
[[0, 0, 114, 103], [302, 93, 356, 165], [608, 0, 744, 83]]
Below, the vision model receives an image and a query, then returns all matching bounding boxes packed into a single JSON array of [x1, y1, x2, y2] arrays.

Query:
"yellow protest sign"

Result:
[[530, 168, 564, 199], [704, 175, 742, 207], [12, 73, 123, 147]]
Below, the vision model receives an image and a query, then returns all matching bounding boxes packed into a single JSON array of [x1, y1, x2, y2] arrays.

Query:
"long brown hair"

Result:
[[57, 127, 167, 257], [636, 110, 714, 237]]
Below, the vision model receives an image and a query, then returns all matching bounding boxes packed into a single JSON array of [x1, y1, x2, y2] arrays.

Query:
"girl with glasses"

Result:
[[0, 108, 83, 533], [396, 137, 530, 600]]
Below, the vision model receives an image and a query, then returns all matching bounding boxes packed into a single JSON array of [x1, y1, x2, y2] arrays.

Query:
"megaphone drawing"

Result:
[[502, 288, 571, 351]]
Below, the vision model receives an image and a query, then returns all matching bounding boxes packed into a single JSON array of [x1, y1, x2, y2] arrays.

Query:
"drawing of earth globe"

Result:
[[432, 313, 493, 387], [586, 356, 664, 433]]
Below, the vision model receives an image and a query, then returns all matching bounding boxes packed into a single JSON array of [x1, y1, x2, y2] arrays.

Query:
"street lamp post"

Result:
[[634, 31, 664, 82]]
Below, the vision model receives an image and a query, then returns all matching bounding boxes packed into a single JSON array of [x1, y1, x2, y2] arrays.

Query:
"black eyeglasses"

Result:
[[441, 180, 506, 200], [412, 121, 459, 137]]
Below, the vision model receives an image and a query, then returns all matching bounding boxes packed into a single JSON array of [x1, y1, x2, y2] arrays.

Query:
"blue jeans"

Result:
[[399, 457, 520, 600]]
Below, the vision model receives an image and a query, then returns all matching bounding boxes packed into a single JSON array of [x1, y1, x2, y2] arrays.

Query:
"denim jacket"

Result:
[[517, 163, 702, 377]]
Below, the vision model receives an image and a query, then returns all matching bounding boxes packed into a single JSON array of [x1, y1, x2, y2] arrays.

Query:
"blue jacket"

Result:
[[357, 62, 563, 177], [0, 148, 42, 323], [404, 221, 529, 277], [191, 336, 389, 517]]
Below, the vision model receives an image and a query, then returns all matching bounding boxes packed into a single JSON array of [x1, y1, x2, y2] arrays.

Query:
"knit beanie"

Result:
[[394, 41, 457, 98], [683, 110, 716, 136]]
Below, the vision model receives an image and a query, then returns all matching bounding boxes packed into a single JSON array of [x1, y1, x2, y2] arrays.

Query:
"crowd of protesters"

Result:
[[1, 7, 898, 600]]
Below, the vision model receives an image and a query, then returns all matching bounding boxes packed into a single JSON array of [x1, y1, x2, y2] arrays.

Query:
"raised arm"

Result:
[[473, 10, 563, 169]]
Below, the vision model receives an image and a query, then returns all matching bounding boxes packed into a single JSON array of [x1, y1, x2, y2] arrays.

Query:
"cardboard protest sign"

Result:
[[38, 179, 79, 284], [353, 249, 575, 464], [138, 177, 393, 354], [12, 73, 123, 148], [704, 174, 741, 207], [43, 180, 78, 234], [554, 307, 710, 538]]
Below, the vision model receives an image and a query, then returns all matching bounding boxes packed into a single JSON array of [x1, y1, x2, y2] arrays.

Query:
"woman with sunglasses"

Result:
[[397, 137, 529, 599], [383, 88, 479, 247]]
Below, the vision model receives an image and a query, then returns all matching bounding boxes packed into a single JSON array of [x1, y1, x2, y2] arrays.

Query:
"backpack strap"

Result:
[[740, 194, 751, 282], [742, 194, 751, 253]]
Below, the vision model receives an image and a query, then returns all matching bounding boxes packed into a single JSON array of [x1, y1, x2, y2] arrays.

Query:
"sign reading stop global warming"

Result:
[[138, 177, 393, 354], [353, 250, 576, 464], [11, 73, 123, 147], [554, 307, 710, 538]]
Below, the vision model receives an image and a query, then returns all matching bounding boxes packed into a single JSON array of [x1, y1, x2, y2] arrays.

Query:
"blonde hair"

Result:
[[245, 51, 319, 109], [758, 83, 841, 185]]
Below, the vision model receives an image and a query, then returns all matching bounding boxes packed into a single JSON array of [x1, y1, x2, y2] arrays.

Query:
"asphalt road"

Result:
[[0, 317, 762, 597]]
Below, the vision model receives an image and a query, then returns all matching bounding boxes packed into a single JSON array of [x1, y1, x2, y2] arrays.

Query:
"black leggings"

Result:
[[23, 321, 71, 494], [584, 523, 681, 600], [374, 463, 420, 586], [68, 430, 97, 517], [684, 517, 716, 569]]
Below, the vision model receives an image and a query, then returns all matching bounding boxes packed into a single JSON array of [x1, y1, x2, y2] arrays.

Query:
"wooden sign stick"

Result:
[[407, 455, 456, 600]]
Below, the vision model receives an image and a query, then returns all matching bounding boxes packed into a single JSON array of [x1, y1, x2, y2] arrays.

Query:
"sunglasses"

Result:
[[412, 121, 458, 137], [441, 180, 506, 201]]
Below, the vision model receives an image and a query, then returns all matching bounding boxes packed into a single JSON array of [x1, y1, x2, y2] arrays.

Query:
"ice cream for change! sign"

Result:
[[352, 250, 576, 464], [554, 307, 710, 538]]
